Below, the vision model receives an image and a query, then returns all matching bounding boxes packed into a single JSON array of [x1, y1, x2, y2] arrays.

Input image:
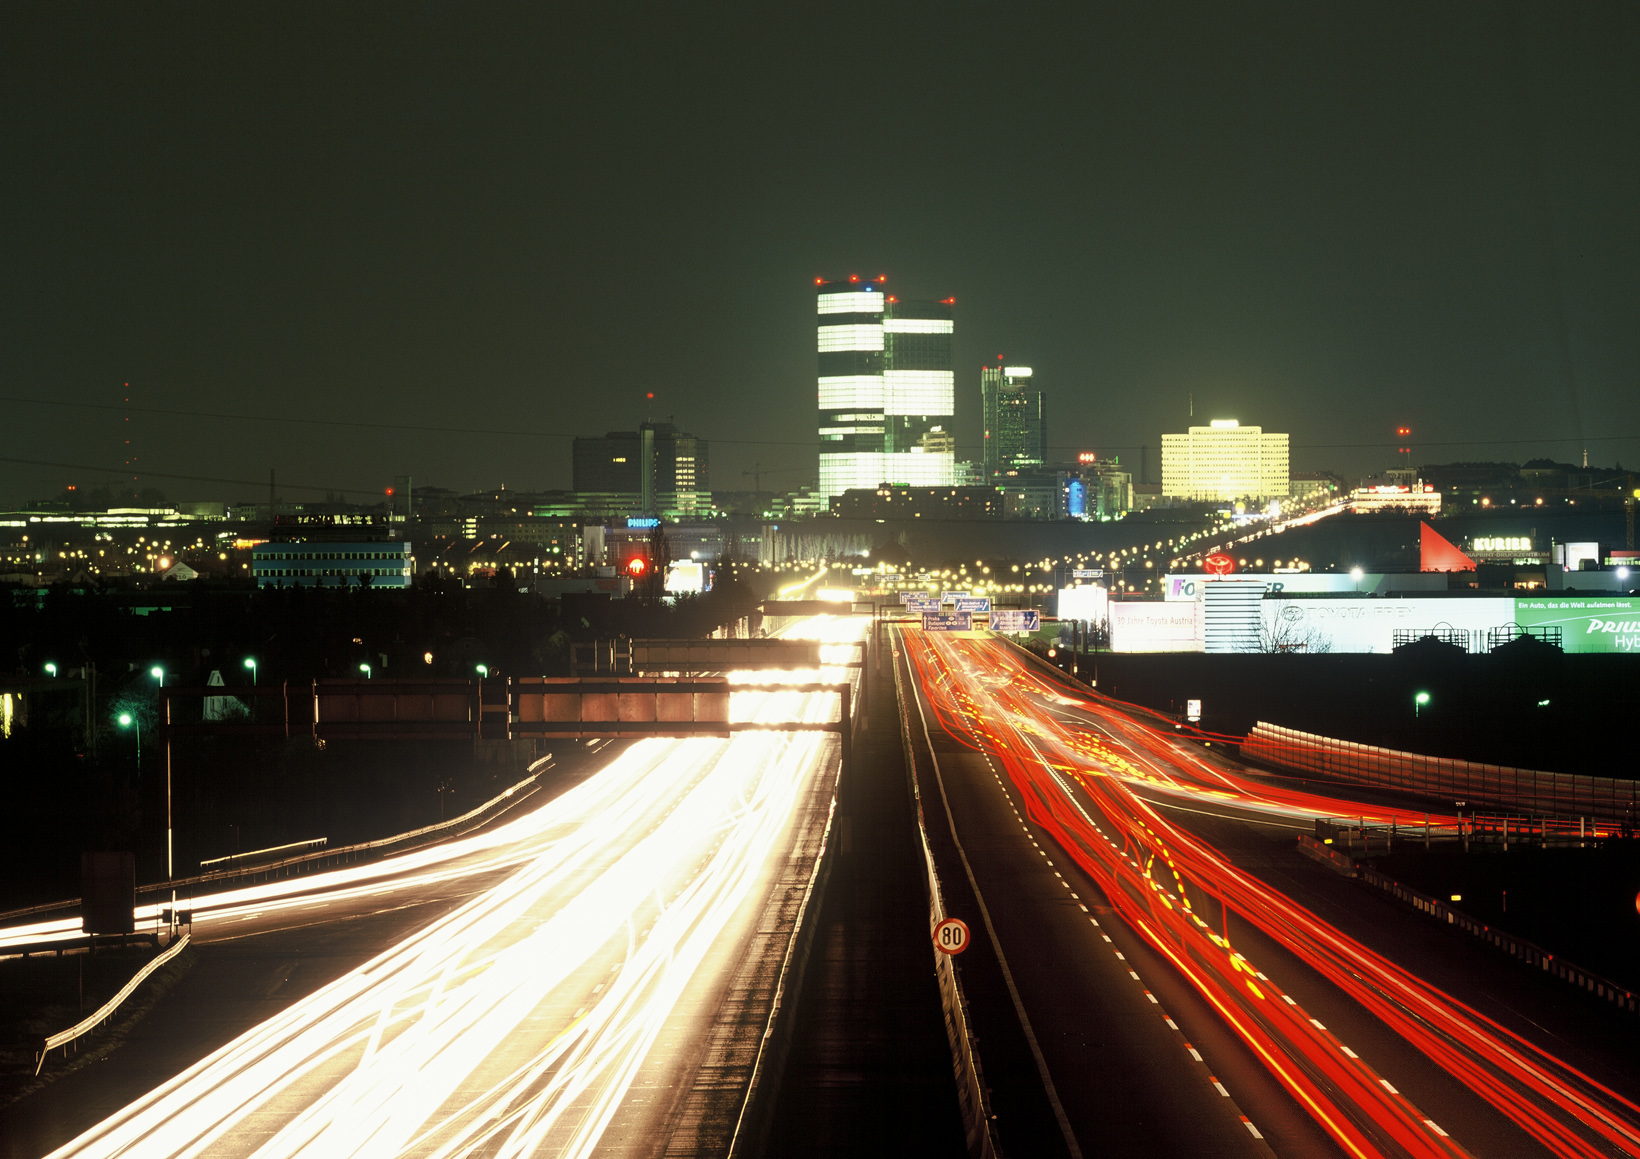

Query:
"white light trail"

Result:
[[35, 615, 865, 1159]]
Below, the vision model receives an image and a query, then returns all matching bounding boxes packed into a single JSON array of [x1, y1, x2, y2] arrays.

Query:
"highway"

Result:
[[896, 626, 1640, 1159], [3, 615, 864, 1159]]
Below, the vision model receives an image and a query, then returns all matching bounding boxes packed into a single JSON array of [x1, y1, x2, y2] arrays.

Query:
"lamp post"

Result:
[[150, 665, 165, 688], [359, 662, 372, 679], [118, 711, 140, 765], [476, 664, 489, 679], [44, 662, 57, 678], [244, 657, 258, 686], [1414, 691, 1430, 719]]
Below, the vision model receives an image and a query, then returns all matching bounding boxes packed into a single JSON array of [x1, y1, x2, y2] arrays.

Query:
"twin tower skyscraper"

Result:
[[815, 276, 956, 499]]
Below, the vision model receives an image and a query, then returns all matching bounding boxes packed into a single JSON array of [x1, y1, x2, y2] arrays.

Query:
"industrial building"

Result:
[[815, 277, 956, 498]]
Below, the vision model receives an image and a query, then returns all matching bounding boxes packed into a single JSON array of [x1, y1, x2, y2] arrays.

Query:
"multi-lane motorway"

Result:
[[6, 612, 1637, 1158], [896, 627, 1640, 1159], [2, 616, 865, 1159]]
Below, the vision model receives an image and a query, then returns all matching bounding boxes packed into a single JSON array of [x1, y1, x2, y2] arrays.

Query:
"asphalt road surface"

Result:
[[1, 616, 864, 1159], [896, 627, 1640, 1159]]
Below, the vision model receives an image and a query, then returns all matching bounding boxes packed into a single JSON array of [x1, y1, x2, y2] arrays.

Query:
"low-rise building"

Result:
[[253, 541, 412, 588]]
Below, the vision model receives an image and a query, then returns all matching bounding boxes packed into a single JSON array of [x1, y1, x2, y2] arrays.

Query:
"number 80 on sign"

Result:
[[933, 917, 970, 955]]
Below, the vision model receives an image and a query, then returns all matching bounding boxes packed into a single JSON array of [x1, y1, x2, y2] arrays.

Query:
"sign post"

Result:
[[989, 609, 1041, 634], [933, 917, 970, 955]]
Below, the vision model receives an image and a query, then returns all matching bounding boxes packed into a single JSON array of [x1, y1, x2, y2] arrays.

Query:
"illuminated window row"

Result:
[[883, 318, 953, 334], [817, 291, 885, 315], [819, 426, 884, 435], [818, 450, 956, 498], [818, 324, 884, 352], [818, 374, 885, 408], [884, 370, 953, 415]]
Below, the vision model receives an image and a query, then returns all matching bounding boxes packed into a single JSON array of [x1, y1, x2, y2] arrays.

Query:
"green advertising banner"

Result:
[[1513, 596, 1640, 654]]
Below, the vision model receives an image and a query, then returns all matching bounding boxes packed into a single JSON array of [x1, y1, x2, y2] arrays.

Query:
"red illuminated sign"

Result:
[[625, 556, 650, 578], [1202, 553, 1236, 576]]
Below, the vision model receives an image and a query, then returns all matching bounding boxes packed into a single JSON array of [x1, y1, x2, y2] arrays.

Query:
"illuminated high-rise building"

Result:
[[815, 277, 954, 499], [981, 362, 1045, 477], [1161, 419, 1289, 502]]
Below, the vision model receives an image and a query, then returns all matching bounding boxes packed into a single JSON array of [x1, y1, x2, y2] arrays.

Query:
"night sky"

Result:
[[3, 3, 1637, 505]]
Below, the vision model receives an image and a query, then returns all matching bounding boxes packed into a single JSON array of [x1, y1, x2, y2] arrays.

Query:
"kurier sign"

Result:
[[1202, 553, 1236, 576]]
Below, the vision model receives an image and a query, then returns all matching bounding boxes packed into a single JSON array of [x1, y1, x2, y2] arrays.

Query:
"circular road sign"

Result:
[[1203, 553, 1236, 576], [933, 917, 971, 955]]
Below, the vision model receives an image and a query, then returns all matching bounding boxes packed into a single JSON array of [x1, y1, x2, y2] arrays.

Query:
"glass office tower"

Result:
[[981, 362, 1046, 477], [816, 277, 955, 499]]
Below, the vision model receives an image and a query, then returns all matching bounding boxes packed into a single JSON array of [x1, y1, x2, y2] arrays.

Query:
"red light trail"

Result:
[[902, 630, 1640, 1159]]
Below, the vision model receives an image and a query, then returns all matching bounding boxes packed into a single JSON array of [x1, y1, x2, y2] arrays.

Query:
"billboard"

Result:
[[1514, 596, 1640, 654], [1166, 573, 1446, 601], [1057, 586, 1109, 625], [1109, 600, 1203, 652], [1257, 597, 1513, 654]]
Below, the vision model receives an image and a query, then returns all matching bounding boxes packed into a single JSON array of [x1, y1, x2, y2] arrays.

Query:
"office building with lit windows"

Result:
[[253, 541, 412, 588], [981, 363, 1046, 477], [571, 421, 709, 517], [1160, 419, 1289, 502], [815, 277, 955, 499]]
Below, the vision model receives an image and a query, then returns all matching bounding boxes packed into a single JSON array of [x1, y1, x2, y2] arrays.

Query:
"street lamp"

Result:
[[149, 665, 165, 687], [243, 657, 258, 685], [1414, 691, 1430, 718], [476, 664, 489, 679], [118, 711, 140, 765], [359, 662, 372, 679], [44, 662, 57, 677]]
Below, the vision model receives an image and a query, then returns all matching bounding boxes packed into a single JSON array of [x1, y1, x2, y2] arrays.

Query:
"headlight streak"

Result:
[[40, 614, 866, 1159], [904, 630, 1640, 1159]]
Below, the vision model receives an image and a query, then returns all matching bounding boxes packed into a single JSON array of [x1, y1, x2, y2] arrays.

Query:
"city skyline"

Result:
[[4, 6, 1638, 506]]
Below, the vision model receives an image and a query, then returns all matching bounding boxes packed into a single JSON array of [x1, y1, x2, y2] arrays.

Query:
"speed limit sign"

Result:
[[933, 917, 971, 955]]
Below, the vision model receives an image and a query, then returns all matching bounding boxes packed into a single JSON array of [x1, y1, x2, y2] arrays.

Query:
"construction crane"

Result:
[[742, 463, 808, 491]]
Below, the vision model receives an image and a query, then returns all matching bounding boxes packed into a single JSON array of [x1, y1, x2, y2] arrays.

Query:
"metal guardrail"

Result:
[[0, 767, 548, 929], [892, 634, 1000, 1159], [1354, 866, 1639, 1016], [199, 837, 327, 870], [1245, 722, 1640, 826], [34, 932, 191, 1074]]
